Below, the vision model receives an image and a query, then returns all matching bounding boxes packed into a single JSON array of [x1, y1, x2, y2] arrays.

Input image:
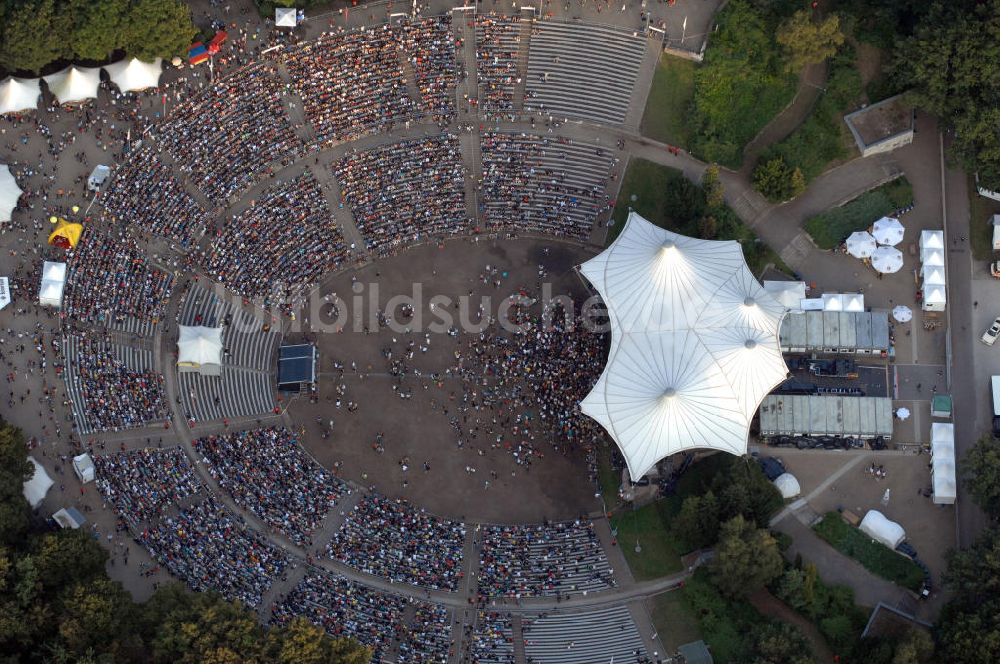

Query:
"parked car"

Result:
[[982, 316, 1000, 345]]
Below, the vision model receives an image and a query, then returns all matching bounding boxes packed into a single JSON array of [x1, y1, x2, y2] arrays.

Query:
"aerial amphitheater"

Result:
[[1, 0, 974, 662]]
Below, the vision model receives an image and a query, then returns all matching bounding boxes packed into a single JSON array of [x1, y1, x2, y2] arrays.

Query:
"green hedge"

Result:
[[813, 512, 925, 591], [804, 176, 914, 249]]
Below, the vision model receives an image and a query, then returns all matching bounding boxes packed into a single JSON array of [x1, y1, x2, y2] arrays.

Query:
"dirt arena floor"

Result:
[[284, 237, 609, 523]]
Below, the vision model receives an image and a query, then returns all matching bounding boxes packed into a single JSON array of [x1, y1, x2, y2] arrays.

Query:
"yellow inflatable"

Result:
[[47, 218, 83, 250]]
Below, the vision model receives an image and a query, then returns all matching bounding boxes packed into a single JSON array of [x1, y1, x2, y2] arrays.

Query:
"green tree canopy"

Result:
[[937, 527, 1000, 663], [893, 1, 1000, 188], [751, 622, 813, 664], [70, 0, 128, 61], [962, 435, 1000, 517], [711, 514, 784, 598], [0, 0, 68, 73], [776, 10, 845, 72], [123, 0, 198, 62]]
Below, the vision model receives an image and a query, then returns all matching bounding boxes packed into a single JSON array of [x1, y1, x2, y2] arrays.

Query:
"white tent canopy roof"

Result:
[[860, 510, 906, 549], [924, 284, 947, 304], [177, 325, 223, 374], [872, 217, 904, 246], [38, 260, 66, 308], [1, 164, 22, 223], [774, 472, 801, 499], [921, 248, 945, 267], [846, 231, 877, 259], [920, 230, 944, 251], [72, 453, 96, 483], [921, 264, 946, 285], [43, 65, 101, 104], [103, 58, 163, 92], [932, 423, 956, 504], [762, 280, 806, 312], [872, 246, 904, 274], [0, 77, 41, 114], [275, 7, 297, 26], [23, 456, 53, 508], [580, 211, 788, 479]]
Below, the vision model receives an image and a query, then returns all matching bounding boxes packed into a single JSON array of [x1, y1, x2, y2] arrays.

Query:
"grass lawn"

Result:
[[804, 176, 914, 249], [611, 499, 686, 580], [969, 175, 1000, 261], [651, 590, 703, 651], [641, 54, 696, 148], [611, 158, 790, 276], [813, 512, 926, 591]]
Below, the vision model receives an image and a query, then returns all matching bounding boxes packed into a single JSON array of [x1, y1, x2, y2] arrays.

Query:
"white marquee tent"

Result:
[[1, 163, 22, 224], [43, 66, 101, 105], [762, 280, 806, 312], [177, 325, 223, 376], [23, 456, 53, 508], [39, 261, 66, 308], [921, 248, 944, 267], [921, 265, 946, 286], [931, 423, 956, 505], [72, 453, 96, 484], [871, 246, 904, 274], [860, 510, 906, 549], [872, 217, 905, 246], [920, 230, 944, 251], [774, 473, 801, 499], [579, 211, 788, 480], [923, 284, 946, 312], [103, 58, 163, 92], [0, 77, 41, 115], [845, 231, 877, 259], [276, 7, 297, 26]]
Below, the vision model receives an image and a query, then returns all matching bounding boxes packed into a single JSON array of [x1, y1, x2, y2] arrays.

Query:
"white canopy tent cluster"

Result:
[[580, 211, 789, 480], [0, 164, 22, 224], [1, 58, 163, 111], [845, 217, 905, 274], [920, 230, 946, 311]]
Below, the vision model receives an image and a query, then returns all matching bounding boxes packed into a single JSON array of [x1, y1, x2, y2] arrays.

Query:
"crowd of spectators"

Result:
[[398, 602, 453, 664], [92, 447, 202, 526], [282, 24, 417, 146], [450, 301, 606, 466], [154, 61, 302, 201], [270, 569, 406, 661], [63, 229, 174, 332], [476, 519, 616, 597], [200, 170, 351, 300], [139, 496, 290, 608], [326, 493, 466, 591], [480, 132, 613, 240], [399, 16, 459, 124], [64, 333, 168, 432], [193, 427, 349, 548], [476, 15, 521, 118], [335, 134, 468, 256], [467, 611, 515, 664], [99, 144, 207, 248]]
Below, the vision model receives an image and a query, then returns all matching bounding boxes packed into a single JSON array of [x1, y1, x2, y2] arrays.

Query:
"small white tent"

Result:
[[177, 325, 223, 376], [922, 284, 946, 312], [921, 265, 946, 286], [921, 248, 945, 267], [275, 7, 297, 26], [43, 66, 101, 105], [72, 453, 96, 484], [23, 457, 53, 508], [0, 77, 41, 114], [762, 281, 806, 312], [39, 261, 66, 308], [52, 507, 86, 529], [859, 510, 906, 549], [104, 58, 163, 92], [931, 423, 956, 505], [919, 230, 944, 251], [773, 473, 801, 499], [1, 164, 22, 224]]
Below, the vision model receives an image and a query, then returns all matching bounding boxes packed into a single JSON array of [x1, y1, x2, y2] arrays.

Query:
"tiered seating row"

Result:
[[475, 15, 521, 117], [62, 334, 166, 434], [525, 21, 647, 125], [481, 133, 613, 240], [522, 606, 648, 664], [471, 611, 515, 664], [178, 367, 275, 424]]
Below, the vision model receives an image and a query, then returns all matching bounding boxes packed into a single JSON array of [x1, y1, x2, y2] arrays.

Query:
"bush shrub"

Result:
[[813, 512, 926, 590], [804, 176, 914, 249]]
